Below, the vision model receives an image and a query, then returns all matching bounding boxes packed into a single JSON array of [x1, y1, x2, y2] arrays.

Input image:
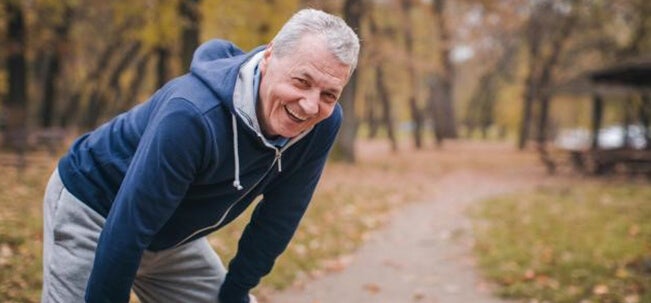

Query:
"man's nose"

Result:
[[299, 92, 319, 115]]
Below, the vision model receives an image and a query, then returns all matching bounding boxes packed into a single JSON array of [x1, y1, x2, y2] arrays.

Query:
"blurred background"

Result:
[[0, 0, 650, 302], [1, 0, 649, 163]]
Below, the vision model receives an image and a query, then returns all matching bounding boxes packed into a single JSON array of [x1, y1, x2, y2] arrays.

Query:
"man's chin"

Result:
[[277, 128, 303, 139]]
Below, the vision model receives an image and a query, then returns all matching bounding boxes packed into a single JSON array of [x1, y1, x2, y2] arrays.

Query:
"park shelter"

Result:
[[548, 57, 651, 175]]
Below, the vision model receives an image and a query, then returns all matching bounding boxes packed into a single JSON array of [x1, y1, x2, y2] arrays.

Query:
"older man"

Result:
[[41, 8, 359, 303]]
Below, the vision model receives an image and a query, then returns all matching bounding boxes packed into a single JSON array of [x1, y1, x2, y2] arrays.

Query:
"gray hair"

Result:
[[271, 9, 360, 71]]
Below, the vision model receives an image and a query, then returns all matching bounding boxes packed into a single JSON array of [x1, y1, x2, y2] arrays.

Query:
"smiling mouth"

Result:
[[284, 105, 308, 122]]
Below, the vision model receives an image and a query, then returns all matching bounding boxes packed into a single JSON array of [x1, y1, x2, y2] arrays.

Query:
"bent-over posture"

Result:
[[42, 8, 359, 303]]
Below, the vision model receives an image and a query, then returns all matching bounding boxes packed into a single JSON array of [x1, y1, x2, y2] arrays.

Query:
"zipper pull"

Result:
[[276, 149, 282, 172]]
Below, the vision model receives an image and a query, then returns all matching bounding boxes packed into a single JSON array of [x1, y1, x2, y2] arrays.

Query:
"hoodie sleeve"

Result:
[[85, 98, 208, 303], [218, 107, 343, 303]]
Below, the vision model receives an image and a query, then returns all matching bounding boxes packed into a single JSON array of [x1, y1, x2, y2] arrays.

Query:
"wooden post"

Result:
[[591, 94, 603, 150], [641, 94, 650, 150]]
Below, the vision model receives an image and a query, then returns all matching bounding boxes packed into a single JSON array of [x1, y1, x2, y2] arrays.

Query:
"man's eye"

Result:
[[322, 93, 338, 103], [294, 78, 309, 88]]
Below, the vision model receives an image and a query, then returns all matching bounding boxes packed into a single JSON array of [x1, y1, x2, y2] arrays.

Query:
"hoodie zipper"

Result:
[[171, 122, 308, 248], [171, 155, 280, 248]]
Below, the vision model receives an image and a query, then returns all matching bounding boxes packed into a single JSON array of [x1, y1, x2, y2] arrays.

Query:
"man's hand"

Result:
[[249, 294, 259, 303]]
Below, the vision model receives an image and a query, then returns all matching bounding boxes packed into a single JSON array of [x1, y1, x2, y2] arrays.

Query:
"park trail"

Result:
[[263, 140, 554, 303]]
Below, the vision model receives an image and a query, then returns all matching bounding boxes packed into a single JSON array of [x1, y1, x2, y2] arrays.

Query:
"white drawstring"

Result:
[[231, 115, 243, 190]]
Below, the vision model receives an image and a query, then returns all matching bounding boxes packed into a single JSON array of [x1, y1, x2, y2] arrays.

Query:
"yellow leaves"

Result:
[[540, 245, 555, 264], [528, 273, 560, 290], [523, 268, 536, 280], [138, 0, 181, 47], [0, 163, 47, 302], [291, 243, 307, 256], [627, 224, 640, 237], [615, 266, 630, 279], [200, 0, 300, 50], [0, 244, 14, 267], [474, 180, 651, 303], [321, 255, 353, 273], [592, 284, 609, 295]]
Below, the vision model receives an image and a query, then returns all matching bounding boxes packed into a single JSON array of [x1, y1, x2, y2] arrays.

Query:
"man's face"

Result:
[[257, 34, 351, 138]]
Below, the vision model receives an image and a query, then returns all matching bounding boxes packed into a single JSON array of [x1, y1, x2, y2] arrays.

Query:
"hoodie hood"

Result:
[[189, 39, 265, 111], [188, 39, 315, 192], [190, 39, 286, 191]]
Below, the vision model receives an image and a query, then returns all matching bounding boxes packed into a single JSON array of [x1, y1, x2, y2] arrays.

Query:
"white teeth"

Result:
[[285, 106, 308, 122]]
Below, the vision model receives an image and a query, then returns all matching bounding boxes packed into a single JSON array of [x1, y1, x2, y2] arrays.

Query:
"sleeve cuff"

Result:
[[218, 277, 250, 303]]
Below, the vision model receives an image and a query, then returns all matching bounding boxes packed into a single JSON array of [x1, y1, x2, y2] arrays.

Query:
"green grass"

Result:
[[471, 181, 651, 303]]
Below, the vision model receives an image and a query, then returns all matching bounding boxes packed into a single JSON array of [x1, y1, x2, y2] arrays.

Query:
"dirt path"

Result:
[[266, 142, 548, 303]]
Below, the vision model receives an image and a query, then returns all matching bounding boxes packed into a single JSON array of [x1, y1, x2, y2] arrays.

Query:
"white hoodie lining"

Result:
[[230, 50, 314, 190]]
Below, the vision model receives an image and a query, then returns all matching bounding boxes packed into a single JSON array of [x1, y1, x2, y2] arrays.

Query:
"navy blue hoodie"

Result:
[[57, 39, 342, 303]]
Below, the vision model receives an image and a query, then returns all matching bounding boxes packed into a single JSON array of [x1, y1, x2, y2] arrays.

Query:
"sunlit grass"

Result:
[[471, 181, 651, 303]]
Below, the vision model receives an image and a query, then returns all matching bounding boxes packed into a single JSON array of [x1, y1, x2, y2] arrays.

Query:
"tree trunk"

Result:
[[375, 64, 398, 152], [112, 52, 152, 115], [431, 0, 457, 139], [478, 79, 496, 139], [518, 68, 536, 150], [39, 52, 60, 128], [518, 13, 542, 150], [465, 73, 495, 140], [532, 12, 576, 154], [365, 90, 378, 139], [426, 74, 444, 146], [640, 94, 650, 150], [60, 32, 127, 127], [332, 0, 363, 163], [622, 97, 632, 148], [536, 95, 556, 173], [466, 37, 516, 140], [40, 5, 73, 128], [156, 46, 172, 89], [104, 42, 144, 115], [401, 0, 423, 149], [4, 1, 28, 155], [83, 42, 142, 129], [366, 11, 397, 151], [179, 0, 201, 70], [519, 2, 576, 150]]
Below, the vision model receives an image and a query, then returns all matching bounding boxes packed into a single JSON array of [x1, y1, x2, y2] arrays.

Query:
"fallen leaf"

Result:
[[0, 244, 13, 266], [593, 284, 609, 295], [383, 259, 403, 269], [628, 224, 640, 237], [412, 291, 425, 301], [524, 269, 536, 280], [322, 255, 353, 272], [363, 283, 381, 294]]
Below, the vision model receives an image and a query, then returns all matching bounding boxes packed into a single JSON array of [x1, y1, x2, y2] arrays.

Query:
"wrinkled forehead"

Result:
[[292, 35, 350, 77]]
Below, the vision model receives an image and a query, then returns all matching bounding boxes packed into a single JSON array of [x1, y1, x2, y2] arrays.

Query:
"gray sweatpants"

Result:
[[42, 170, 227, 303]]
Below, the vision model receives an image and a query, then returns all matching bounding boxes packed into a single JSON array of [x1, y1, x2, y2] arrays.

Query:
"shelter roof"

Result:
[[551, 56, 651, 96]]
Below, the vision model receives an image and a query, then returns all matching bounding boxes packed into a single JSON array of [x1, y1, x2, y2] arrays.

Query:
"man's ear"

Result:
[[260, 43, 273, 73], [264, 42, 273, 58]]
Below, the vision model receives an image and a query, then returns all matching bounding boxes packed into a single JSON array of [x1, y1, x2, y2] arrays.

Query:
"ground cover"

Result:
[[472, 181, 651, 303]]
